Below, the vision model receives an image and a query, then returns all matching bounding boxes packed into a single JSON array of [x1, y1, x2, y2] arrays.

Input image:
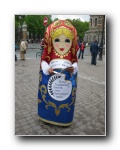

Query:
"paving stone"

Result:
[[15, 44, 106, 136]]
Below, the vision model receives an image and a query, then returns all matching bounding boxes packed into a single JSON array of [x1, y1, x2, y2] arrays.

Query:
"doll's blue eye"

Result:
[[65, 39, 70, 43], [54, 38, 60, 42]]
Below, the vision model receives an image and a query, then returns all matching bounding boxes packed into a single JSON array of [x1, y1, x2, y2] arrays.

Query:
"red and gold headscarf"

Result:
[[41, 20, 78, 64]]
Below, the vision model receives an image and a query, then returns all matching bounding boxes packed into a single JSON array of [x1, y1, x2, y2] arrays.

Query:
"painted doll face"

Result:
[[53, 34, 72, 55]]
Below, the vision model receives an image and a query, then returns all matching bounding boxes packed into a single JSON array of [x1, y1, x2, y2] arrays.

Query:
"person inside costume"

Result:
[[38, 20, 79, 126]]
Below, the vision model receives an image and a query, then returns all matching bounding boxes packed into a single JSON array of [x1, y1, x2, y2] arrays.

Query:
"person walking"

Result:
[[15, 44, 18, 61], [40, 38, 44, 55], [77, 40, 81, 49], [78, 42, 85, 59], [20, 39, 27, 60], [90, 40, 99, 65]]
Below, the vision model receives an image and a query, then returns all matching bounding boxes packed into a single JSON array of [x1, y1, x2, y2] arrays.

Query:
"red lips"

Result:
[[60, 48, 64, 51]]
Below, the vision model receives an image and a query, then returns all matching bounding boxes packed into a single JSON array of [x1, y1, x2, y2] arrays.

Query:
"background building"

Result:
[[84, 15, 105, 45]]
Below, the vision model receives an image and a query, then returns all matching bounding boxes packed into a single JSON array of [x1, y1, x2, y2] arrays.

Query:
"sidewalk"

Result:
[[15, 46, 105, 135]]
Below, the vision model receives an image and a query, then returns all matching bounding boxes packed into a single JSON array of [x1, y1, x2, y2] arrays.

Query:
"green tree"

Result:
[[53, 18, 59, 22], [24, 15, 52, 39], [15, 15, 26, 42], [15, 15, 89, 42], [15, 15, 52, 41], [66, 18, 89, 41]]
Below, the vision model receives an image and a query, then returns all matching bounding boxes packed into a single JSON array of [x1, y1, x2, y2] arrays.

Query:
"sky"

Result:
[[51, 15, 90, 22]]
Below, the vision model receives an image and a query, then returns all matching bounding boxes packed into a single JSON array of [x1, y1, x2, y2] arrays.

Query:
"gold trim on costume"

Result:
[[39, 72, 42, 82], [53, 49, 71, 59], [38, 116, 72, 126], [38, 99, 42, 103], [64, 21, 73, 28], [45, 56, 50, 61], [45, 31, 52, 54], [72, 59, 77, 63], [39, 83, 76, 116]]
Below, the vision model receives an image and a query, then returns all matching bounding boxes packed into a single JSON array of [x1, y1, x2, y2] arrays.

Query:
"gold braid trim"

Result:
[[53, 49, 71, 59], [45, 30, 52, 54], [39, 84, 76, 116], [38, 116, 72, 126]]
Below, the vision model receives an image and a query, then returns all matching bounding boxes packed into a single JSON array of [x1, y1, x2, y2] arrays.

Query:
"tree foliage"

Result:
[[15, 15, 52, 40], [15, 15, 89, 41], [24, 15, 52, 38], [66, 18, 89, 41]]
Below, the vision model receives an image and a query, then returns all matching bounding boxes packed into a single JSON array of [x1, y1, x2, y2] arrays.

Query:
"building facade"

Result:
[[84, 15, 105, 45]]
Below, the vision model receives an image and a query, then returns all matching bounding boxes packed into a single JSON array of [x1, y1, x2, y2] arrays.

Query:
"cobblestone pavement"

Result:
[[15, 44, 106, 136]]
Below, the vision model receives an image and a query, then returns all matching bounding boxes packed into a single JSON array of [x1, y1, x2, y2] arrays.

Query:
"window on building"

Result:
[[90, 18, 92, 26], [94, 35, 96, 40], [95, 18, 97, 26], [89, 35, 91, 43]]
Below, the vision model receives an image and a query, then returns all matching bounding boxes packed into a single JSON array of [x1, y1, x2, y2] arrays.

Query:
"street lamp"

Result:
[[97, 26, 100, 44], [35, 34, 37, 43], [18, 15, 22, 42], [22, 21, 27, 41], [31, 33, 33, 43], [22, 21, 28, 47], [98, 15, 105, 60], [18, 23, 22, 41], [27, 31, 29, 42]]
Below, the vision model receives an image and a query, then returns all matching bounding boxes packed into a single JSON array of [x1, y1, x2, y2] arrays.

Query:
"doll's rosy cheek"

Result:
[[66, 44, 70, 47], [55, 43, 59, 47]]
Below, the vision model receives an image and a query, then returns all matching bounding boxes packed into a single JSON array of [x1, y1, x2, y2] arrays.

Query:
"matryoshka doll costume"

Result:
[[38, 20, 79, 126]]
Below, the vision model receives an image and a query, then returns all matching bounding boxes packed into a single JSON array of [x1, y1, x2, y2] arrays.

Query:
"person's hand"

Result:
[[48, 68, 54, 75], [66, 67, 74, 74]]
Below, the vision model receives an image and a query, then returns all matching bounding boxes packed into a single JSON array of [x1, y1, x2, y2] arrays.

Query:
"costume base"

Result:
[[39, 116, 72, 126], [38, 70, 77, 126]]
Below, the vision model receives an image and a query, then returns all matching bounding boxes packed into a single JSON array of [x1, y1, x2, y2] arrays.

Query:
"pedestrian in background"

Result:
[[76, 38, 80, 58], [40, 38, 44, 55], [77, 40, 81, 49], [15, 44, 18, 61], [90, 40, 99, 65], [20, 39, 27, 60], [78, 42, 85, 59]]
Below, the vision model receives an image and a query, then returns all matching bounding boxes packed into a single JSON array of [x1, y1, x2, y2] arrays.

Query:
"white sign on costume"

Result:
[[47, 74, 72, 101], [49, 59, 72, 69]]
